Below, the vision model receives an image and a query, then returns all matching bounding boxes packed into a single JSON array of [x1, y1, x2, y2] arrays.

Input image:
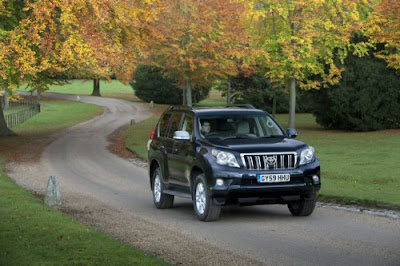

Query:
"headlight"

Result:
[[299, 146, 315, 166], [211, 149, 240, 168]]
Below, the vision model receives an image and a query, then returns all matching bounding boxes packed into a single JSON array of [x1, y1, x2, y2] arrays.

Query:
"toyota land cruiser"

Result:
[[148, 105, 320, 221]]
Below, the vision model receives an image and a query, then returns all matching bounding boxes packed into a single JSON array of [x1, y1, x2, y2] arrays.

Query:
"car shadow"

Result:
[[170, 199, 304, 222]]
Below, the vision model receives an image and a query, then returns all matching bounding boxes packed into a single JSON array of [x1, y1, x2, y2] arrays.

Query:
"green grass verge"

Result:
[[0, 160, 166, 265], [126, 112, 400, 210], [0, 99, 168, 265]]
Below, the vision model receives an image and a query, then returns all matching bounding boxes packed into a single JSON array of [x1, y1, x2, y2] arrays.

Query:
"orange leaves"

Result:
[[147, 0, 249, 89]]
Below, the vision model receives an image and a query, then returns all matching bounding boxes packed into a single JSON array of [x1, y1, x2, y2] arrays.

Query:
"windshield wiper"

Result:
[[222, 135, 254, 140], [259, 135, 285, 138]]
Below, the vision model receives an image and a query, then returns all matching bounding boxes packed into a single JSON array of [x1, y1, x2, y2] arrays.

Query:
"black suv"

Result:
[[148, 105, 320, 221]]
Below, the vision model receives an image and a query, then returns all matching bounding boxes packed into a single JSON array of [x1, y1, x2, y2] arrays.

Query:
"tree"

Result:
[[0, 0, 160, 136], [0, 0, 29, 136], [148, 0, 249, 106], [244, 0, 370, 128], [131, 64, 210, 104], [310, 53, 400, 131], [367, 0, 400, 70]]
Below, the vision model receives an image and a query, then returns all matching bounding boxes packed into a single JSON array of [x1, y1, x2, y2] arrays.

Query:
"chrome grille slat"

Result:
[[241, 153, 297, 170], [257, 156, 262, 170]]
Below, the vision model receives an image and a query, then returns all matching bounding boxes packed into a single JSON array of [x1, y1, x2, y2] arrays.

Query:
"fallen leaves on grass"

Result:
[[107, 125, 137, 159]]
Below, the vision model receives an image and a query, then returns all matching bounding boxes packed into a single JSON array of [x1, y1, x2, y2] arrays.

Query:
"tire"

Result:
[[152, 168, 174, 209], [192, 174, 221, 221], [288, 194, 317, 216]]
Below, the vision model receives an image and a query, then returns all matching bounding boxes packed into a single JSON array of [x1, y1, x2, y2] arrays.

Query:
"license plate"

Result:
[[257, 174, 290, 183]]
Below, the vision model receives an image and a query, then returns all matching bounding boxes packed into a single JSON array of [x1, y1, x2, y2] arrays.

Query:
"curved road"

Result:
[[9, 94, 400, 265]]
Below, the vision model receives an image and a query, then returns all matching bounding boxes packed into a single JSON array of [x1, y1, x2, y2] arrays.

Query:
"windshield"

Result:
[[198, 113, 285, 140]]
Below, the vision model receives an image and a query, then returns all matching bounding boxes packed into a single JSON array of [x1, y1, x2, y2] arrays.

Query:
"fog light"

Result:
[[216, 179, 224, 186], [312, 175, 320, 184]]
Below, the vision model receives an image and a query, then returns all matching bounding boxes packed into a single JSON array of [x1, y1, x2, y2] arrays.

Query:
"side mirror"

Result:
[[173, 131, 191, 140], [287, 128, 298, 139]]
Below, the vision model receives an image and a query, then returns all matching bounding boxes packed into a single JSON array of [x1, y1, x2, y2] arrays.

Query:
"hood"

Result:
[[205, 137, 307, 153]]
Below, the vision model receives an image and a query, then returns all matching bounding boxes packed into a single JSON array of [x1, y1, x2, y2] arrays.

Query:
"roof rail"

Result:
[[168, 105, 193, 111], [225, 104, 255, 109]]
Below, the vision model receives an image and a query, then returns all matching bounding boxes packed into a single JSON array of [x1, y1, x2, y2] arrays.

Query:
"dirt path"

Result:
[[6, 93, 400, 265]]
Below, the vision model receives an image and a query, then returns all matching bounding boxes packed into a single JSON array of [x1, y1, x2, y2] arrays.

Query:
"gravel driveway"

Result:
[[6, 94, 400, 265]]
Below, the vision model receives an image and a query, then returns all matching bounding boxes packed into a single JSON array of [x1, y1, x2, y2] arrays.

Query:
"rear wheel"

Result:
[[152, 168, 174, 209], [193, 174, 221, 221], [288, 194, 317, 216]]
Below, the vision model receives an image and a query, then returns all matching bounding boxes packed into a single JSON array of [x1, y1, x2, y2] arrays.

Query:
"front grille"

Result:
[[241, 152, 297, 170]]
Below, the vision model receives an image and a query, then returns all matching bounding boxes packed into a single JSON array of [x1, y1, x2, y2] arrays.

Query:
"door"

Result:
[[165, 112, 183, 183], [170, 114, 195, 187]]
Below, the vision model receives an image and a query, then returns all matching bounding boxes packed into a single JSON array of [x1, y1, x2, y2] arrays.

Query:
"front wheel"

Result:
[[152, 168, 174, 209], [193, 174, 221, 221], [288, 194, 317, 216]]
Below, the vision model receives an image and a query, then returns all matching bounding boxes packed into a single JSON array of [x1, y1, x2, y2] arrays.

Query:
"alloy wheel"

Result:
[[195, 182, 206, 214], [153, 174, 161, 203]]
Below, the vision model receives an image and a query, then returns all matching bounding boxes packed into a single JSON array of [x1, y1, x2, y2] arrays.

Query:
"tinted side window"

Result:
[[159, 113, 172, 137], [167, 113, 183, 138]]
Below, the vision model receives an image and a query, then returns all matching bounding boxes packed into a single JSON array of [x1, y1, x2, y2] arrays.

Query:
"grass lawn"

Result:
[[19, 79, 139, 100], [0, 99, 167, 265], [18, 80, 226, 104], [126, 109, 400, 210], [195, 89, 226, 107], [3, 105, 29, 116]]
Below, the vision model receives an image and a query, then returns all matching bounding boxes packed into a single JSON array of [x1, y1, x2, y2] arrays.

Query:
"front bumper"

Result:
[[208, 160, 321, 206]]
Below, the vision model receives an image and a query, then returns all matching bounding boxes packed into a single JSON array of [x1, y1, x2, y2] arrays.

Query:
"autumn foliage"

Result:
[[147, 0, 250, 106], [367, 0, 400, 70], [0, 0, 160, 96], [243, 0, 370, 90], [0, 0, 399, 133]]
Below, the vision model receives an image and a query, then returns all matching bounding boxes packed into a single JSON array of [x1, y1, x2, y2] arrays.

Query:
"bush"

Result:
[[310, 54, 400, 131], [131, 65, 210, 104], [216, 74, 312, 114]]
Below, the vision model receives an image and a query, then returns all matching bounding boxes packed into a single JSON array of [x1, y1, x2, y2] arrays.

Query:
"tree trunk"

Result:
[[0, 103, 16, 136], [185, 78, 192, 107], [91, 79, 101, 96], [272, 94, 277, 117], [182, 87, 187, 105], [227, 76, 232, 105], [288, 77, 296, 129], [4, 91, 9, 109]]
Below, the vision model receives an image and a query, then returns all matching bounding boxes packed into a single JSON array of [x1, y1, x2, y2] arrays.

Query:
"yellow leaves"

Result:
[[366, 0, 400, 70], [244, 0, 369, 89]]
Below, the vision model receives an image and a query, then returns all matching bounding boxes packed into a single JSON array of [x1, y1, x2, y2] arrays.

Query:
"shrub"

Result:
[[131, 65, 210, 104], [216, 74, 312, 114], [310, 54, 400, 131]]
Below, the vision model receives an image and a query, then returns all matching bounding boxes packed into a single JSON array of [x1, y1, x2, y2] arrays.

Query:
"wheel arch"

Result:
[[190, 166, 204, 193]]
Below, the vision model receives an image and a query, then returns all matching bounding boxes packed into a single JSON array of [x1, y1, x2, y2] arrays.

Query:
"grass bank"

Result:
[[0, 99, 167, 265], [126, 110, 400, 210]]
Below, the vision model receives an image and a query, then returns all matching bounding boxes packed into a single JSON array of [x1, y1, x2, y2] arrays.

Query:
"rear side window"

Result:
[[181, 114, 194, 138], [167, 113, 183, 138], [159, 113, 172, 137]]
